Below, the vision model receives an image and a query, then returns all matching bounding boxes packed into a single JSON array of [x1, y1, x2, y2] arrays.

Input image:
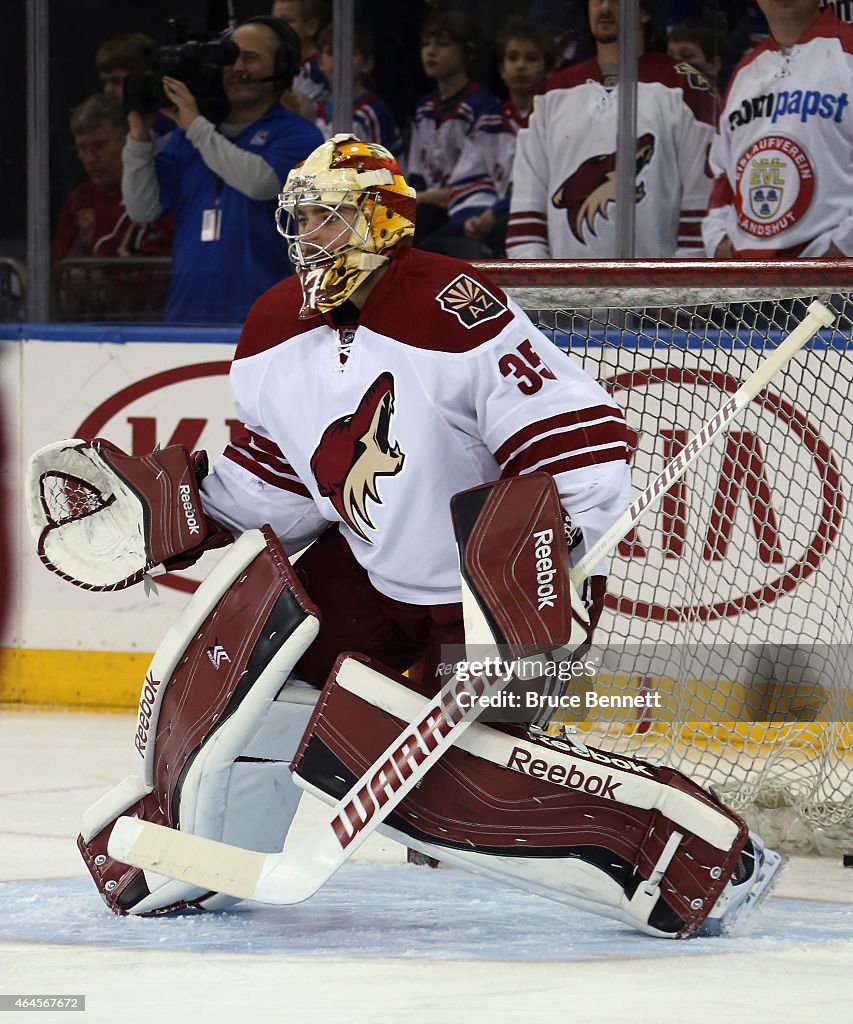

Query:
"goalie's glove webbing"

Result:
[[26, 438, 232, 591]]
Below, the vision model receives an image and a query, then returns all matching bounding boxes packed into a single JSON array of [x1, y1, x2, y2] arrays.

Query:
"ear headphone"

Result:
[[234, 15, 301, 90]]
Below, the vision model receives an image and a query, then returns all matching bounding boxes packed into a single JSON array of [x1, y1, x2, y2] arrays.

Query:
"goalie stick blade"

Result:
[[109, 817, 270, 903]]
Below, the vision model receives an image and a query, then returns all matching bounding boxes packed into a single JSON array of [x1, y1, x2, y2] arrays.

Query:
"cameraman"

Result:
[[122, 17, 322, 323]]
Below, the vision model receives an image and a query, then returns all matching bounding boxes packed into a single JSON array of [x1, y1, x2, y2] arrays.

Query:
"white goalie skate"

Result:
[[697, 832, 787, 936]]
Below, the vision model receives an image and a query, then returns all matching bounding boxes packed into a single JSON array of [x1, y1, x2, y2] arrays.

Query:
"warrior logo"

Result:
[[206, 642, 231, 670], [310, 372, 405, 542], [552, 133, 656, 243]]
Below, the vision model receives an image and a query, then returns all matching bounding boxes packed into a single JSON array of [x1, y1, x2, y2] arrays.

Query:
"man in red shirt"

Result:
[[51, 93, 172, 317]]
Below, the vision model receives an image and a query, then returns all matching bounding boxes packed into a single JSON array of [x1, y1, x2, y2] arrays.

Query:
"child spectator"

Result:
[[94, 32, 173, 147], [272, 0, 331, 106], [406, 10, 498, 249], [667, 19, 724, 93], [446, 19, 554, 258], [314, 24, 402, 157], [94, 32, 156, 102]]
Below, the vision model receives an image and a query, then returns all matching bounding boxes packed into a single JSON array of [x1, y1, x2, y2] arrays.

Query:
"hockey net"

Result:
[[477, 260, 853, 855]]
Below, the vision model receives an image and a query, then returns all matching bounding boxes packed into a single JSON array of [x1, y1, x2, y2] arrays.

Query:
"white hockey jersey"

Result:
[[406, 82, 498, 189], [447, 100, 529, 229], [702, 9, 853, 257], [507, 53, 716, 258], [200, 247, 630, 605]]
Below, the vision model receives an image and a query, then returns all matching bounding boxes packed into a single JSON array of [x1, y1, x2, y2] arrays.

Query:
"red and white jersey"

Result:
[[201, 247, 630, 605], [507, 53, 716, 258], [703, 9, 853, 257], [447, 100, 530, 227], [292, 55, 330, 107], [406, 82, 498, 189]]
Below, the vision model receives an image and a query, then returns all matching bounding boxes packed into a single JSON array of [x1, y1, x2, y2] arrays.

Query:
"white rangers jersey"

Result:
[[447, 100, 529, 229], [703, 9, 853, 257], [507, 53, 716, 258], [406, 82, 498, 189], [200, 247, 630, 605]]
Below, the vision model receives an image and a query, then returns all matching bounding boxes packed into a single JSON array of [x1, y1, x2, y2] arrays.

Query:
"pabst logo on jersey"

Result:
[[735, 135, 815, 238], [604, 365, 843, 622]]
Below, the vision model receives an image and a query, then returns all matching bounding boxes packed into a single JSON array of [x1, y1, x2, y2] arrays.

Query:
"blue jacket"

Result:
[[155, 105, 322, 323]]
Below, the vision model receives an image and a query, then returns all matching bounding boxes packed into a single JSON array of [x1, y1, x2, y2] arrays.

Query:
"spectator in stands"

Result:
[[314, 24, 403, 157], [94, 32, 156, 103], [667, 19, 724, 92], [51, 94, 172, 264], [121, 17, 322, 324], [445, 19, 554, 258], [272, 0, 331, 106], [703, 0, 853, 259], [94, 32, 173, 148], [407, 10, 498, 251], [507, 0, 716, 259], [51, 94, 173, 319]]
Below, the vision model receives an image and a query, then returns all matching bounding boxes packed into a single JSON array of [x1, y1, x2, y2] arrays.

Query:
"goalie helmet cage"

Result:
[[473, 259, 853, 855]]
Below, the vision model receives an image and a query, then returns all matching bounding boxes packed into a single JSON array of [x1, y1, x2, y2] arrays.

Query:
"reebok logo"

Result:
[[532, 528, 559, 610], [507, 745, 622, 800], [543, 737, 656, 777], [179, 484, 201, 535], [134, 672, 162, 756]]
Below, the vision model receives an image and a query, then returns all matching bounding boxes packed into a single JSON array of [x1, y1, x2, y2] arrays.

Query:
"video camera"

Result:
[[122, 19, 238, 123]]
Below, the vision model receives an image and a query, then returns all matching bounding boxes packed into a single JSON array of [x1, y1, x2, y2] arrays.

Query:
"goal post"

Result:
[[474, 259, 853, 855]]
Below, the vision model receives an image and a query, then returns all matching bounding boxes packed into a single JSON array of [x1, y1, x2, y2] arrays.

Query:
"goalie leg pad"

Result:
[[292, 656, 750, 939], [78, 527, 320, 915]]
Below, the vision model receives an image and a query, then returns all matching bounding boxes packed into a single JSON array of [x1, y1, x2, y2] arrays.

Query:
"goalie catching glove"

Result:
[[26, 438, 231, 591]]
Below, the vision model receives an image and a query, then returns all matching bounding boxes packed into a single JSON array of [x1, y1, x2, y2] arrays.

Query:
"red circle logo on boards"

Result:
[[604, 367, 842, 622]]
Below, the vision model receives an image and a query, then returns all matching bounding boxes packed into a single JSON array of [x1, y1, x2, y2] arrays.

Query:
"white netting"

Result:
[[482, 261, 853, 854], [40, 472, 109, 525]]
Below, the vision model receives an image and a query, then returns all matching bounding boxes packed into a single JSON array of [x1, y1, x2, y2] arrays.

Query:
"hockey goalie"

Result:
[[26, 134, 785, 938]]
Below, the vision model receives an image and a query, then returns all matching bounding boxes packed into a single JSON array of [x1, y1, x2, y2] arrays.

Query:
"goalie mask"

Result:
[[276, 134, 416, 317]]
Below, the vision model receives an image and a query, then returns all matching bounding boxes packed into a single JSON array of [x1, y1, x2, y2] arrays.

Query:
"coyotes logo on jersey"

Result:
[[551, 133, 656, 243], [310, 372, 405, 542]]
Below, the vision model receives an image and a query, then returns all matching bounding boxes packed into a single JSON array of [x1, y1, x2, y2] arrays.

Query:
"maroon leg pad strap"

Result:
[[294, 657, 748, 937]]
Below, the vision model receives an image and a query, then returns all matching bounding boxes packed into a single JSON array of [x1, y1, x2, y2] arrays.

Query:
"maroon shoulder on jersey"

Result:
[[234, 275, 319, 361], [640, 52, 717, 125], [358, 246, 516, 353]]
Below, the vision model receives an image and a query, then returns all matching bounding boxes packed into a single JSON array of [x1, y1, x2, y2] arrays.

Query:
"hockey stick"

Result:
[[571, 299, 836, 585], [108, 298, 835, 906]]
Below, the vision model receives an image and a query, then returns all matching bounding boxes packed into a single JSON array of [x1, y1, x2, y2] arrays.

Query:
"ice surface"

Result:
[[2, 709, 852, 1024]]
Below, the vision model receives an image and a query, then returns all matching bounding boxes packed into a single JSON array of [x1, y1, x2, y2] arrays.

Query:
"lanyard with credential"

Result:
[[201, 177, 223, 242]]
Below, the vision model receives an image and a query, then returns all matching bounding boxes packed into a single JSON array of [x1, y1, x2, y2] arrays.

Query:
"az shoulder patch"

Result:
[[436, 274, 507, 329]]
